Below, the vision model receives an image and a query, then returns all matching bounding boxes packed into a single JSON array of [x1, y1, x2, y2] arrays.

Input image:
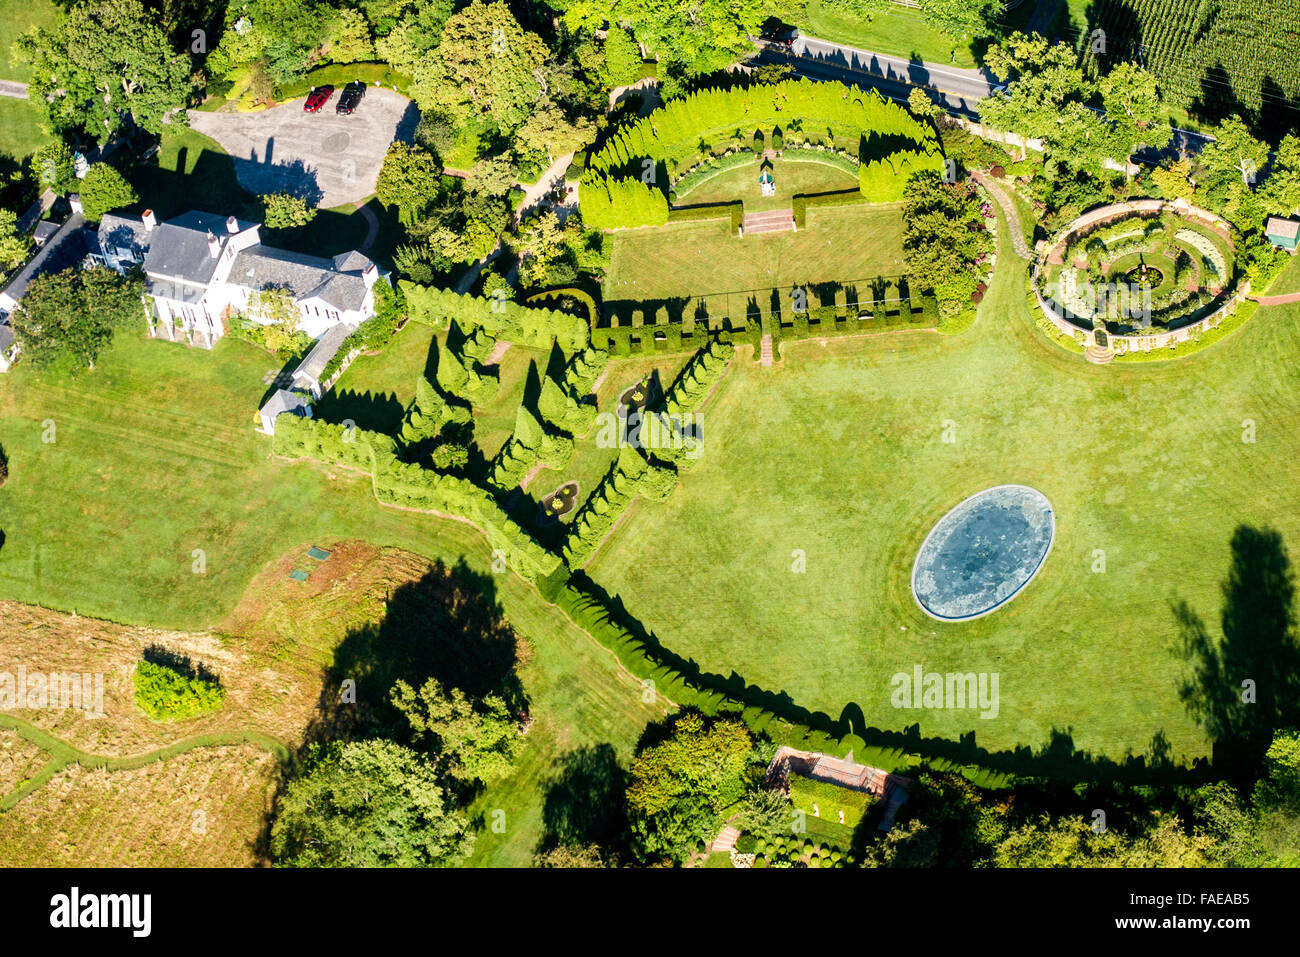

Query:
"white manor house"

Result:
[[95, 208, 387, 348]]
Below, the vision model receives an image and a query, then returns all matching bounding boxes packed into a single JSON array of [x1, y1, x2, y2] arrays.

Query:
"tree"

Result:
[[534, 843, 607, 867], [981, 33, 1095, 165], [0, 209, 29, 270], [270, 740, 473, 867], [375, 141, 442, 224], [513, 103, 593, 167], [14, 0, 194, 140], [391, 676, 521, 786], [206, 0, 331, 84], [901, 171, 993, 315], [9, 266, 144, 372], [1262, 135, 1300, 217], [411, 1, 549, 132], [625, 712, 753, 863], [1152, 159, 1196, 200], [1196, 115, 1270, 211], [918, 0, 995, 46], [730, 788, 795, 845], [260, 192, 317, 229], [325, 7, 374, 63], [32, 142, 77, 197], [907, 87, 941, 125], [604, 26, 641, 86], [78, 164, 139, 224], [1098, 63, 1172, 179], [246, 287, 303, 358]]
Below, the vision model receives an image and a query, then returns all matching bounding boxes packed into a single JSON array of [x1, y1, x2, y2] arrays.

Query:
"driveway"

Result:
[[187, 88, 419, 208]]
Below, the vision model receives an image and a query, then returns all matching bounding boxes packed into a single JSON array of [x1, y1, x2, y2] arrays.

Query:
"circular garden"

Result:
[[1035, 201, 1239, 340]]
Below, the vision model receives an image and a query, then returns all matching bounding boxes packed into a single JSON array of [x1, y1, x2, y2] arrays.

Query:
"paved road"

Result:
[[755, 35, 1216, 158], [0, 80, 29, 100], [188, 88, 419, 207]]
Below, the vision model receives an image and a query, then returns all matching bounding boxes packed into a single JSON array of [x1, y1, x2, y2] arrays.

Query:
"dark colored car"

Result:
[[303, 85, 334, 113], [336, 81, 366, 115], [759, 24, 797, 47]]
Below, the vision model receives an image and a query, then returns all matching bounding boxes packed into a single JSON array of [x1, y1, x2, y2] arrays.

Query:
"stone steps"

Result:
[[760, 333, 773, 366], [742, 209, 795, 235], [1084, 345, 1114, 365]]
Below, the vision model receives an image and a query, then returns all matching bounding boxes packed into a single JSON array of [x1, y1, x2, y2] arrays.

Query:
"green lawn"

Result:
[[586, 203, 1300, 768], [677, 157, 859, 213], [803, 0, 981, 67], [0, 0, 59, 83], [0, 95, 50, 160], [603, 203, 906, 321], [0, 331, 662, 865], [314, 321, 435, 434]]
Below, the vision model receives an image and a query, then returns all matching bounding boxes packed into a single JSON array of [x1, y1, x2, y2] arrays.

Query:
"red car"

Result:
[[303, 85, 334, 113]]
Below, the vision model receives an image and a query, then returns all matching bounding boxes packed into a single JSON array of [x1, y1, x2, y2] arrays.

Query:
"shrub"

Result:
[[133, 660, 225, 720], [401, 281, 589, 351], [736, 833, 758, 853], [0, 442, 7, 487]]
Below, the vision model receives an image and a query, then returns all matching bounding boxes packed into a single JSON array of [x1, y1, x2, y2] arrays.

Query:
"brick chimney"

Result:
[[207, 233, 221, 258], [362, 262, 379, 288]]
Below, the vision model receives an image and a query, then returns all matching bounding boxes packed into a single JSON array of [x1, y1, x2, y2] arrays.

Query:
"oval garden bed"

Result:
[[1033, 201, 1245, 354], [911, 485, 1055, 622]]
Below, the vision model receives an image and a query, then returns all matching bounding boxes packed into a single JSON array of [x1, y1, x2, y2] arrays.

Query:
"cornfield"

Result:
[[1082, 0, 1300, 130]]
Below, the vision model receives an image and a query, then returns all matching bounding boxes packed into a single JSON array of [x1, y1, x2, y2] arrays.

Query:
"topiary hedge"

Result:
[[401, 281, 589, 351]]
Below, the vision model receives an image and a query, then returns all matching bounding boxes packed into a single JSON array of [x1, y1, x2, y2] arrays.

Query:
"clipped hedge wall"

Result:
[[486, 404, 574, 492], [792, 189, 870, 229], [273, 414, 397, 470], [667, 201, 743, 232], [369, 445, 562, 584], [401, 281, 589, 351]]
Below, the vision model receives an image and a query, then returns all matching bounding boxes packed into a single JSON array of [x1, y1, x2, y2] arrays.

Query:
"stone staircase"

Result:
[[760, 333, 774, 366], [742, 209, 795, 236], [1084, 344, 1115, 365]]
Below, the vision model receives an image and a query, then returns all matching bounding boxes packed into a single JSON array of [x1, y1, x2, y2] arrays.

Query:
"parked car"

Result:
[[336, 82, 366, 115], [303, 85, 334, 113]]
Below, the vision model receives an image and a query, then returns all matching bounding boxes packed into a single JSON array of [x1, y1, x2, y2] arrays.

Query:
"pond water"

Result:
[[911, 485, 1055, 621]]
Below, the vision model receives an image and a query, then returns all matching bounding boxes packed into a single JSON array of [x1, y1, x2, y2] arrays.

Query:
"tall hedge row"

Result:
[[401, 281, 589, 351], [579, 174, 670, 230], [858, 149, 946, 203], [562, 346, 610, 397], [368, 445, 562, 584], [272, 414, 396, 471], [561, 446, 676, 568], [538, 375, 597, 436], [587, 78, 938, 180]]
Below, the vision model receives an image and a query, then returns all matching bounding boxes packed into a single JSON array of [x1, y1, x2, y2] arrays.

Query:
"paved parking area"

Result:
[[188, 88, 419, 208]]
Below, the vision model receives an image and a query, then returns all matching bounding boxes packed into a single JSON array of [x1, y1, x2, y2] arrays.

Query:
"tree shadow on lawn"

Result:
[[536, 743, 630, 859], [254, 558, 526, 861], [1173, 524, 1300, 784], [311, 388, 407, 435], [570, 570, 1215, 789]]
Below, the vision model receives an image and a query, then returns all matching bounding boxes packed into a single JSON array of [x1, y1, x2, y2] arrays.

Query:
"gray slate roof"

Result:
[[231, 246, 372, 312], [141, 211, 256, 285], [259, 388, 310, 419], [0, 322, 13, 353], [97, 213, 152, 259], [292, 321, 352, 384], [33, 221, 59, 244], [1, 213, 91, 307]]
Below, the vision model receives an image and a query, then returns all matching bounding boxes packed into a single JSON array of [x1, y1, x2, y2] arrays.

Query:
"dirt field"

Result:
[[0, 541, 476, 866]]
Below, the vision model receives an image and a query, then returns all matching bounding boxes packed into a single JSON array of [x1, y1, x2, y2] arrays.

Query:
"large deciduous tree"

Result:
[[15, 0, 194, 140], [78, 164, 139, 224], [410, 1, 549, 133], [10, 266, 145, 372], [270, 740, 473, 867], [1098, 63, 1172, 178]]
